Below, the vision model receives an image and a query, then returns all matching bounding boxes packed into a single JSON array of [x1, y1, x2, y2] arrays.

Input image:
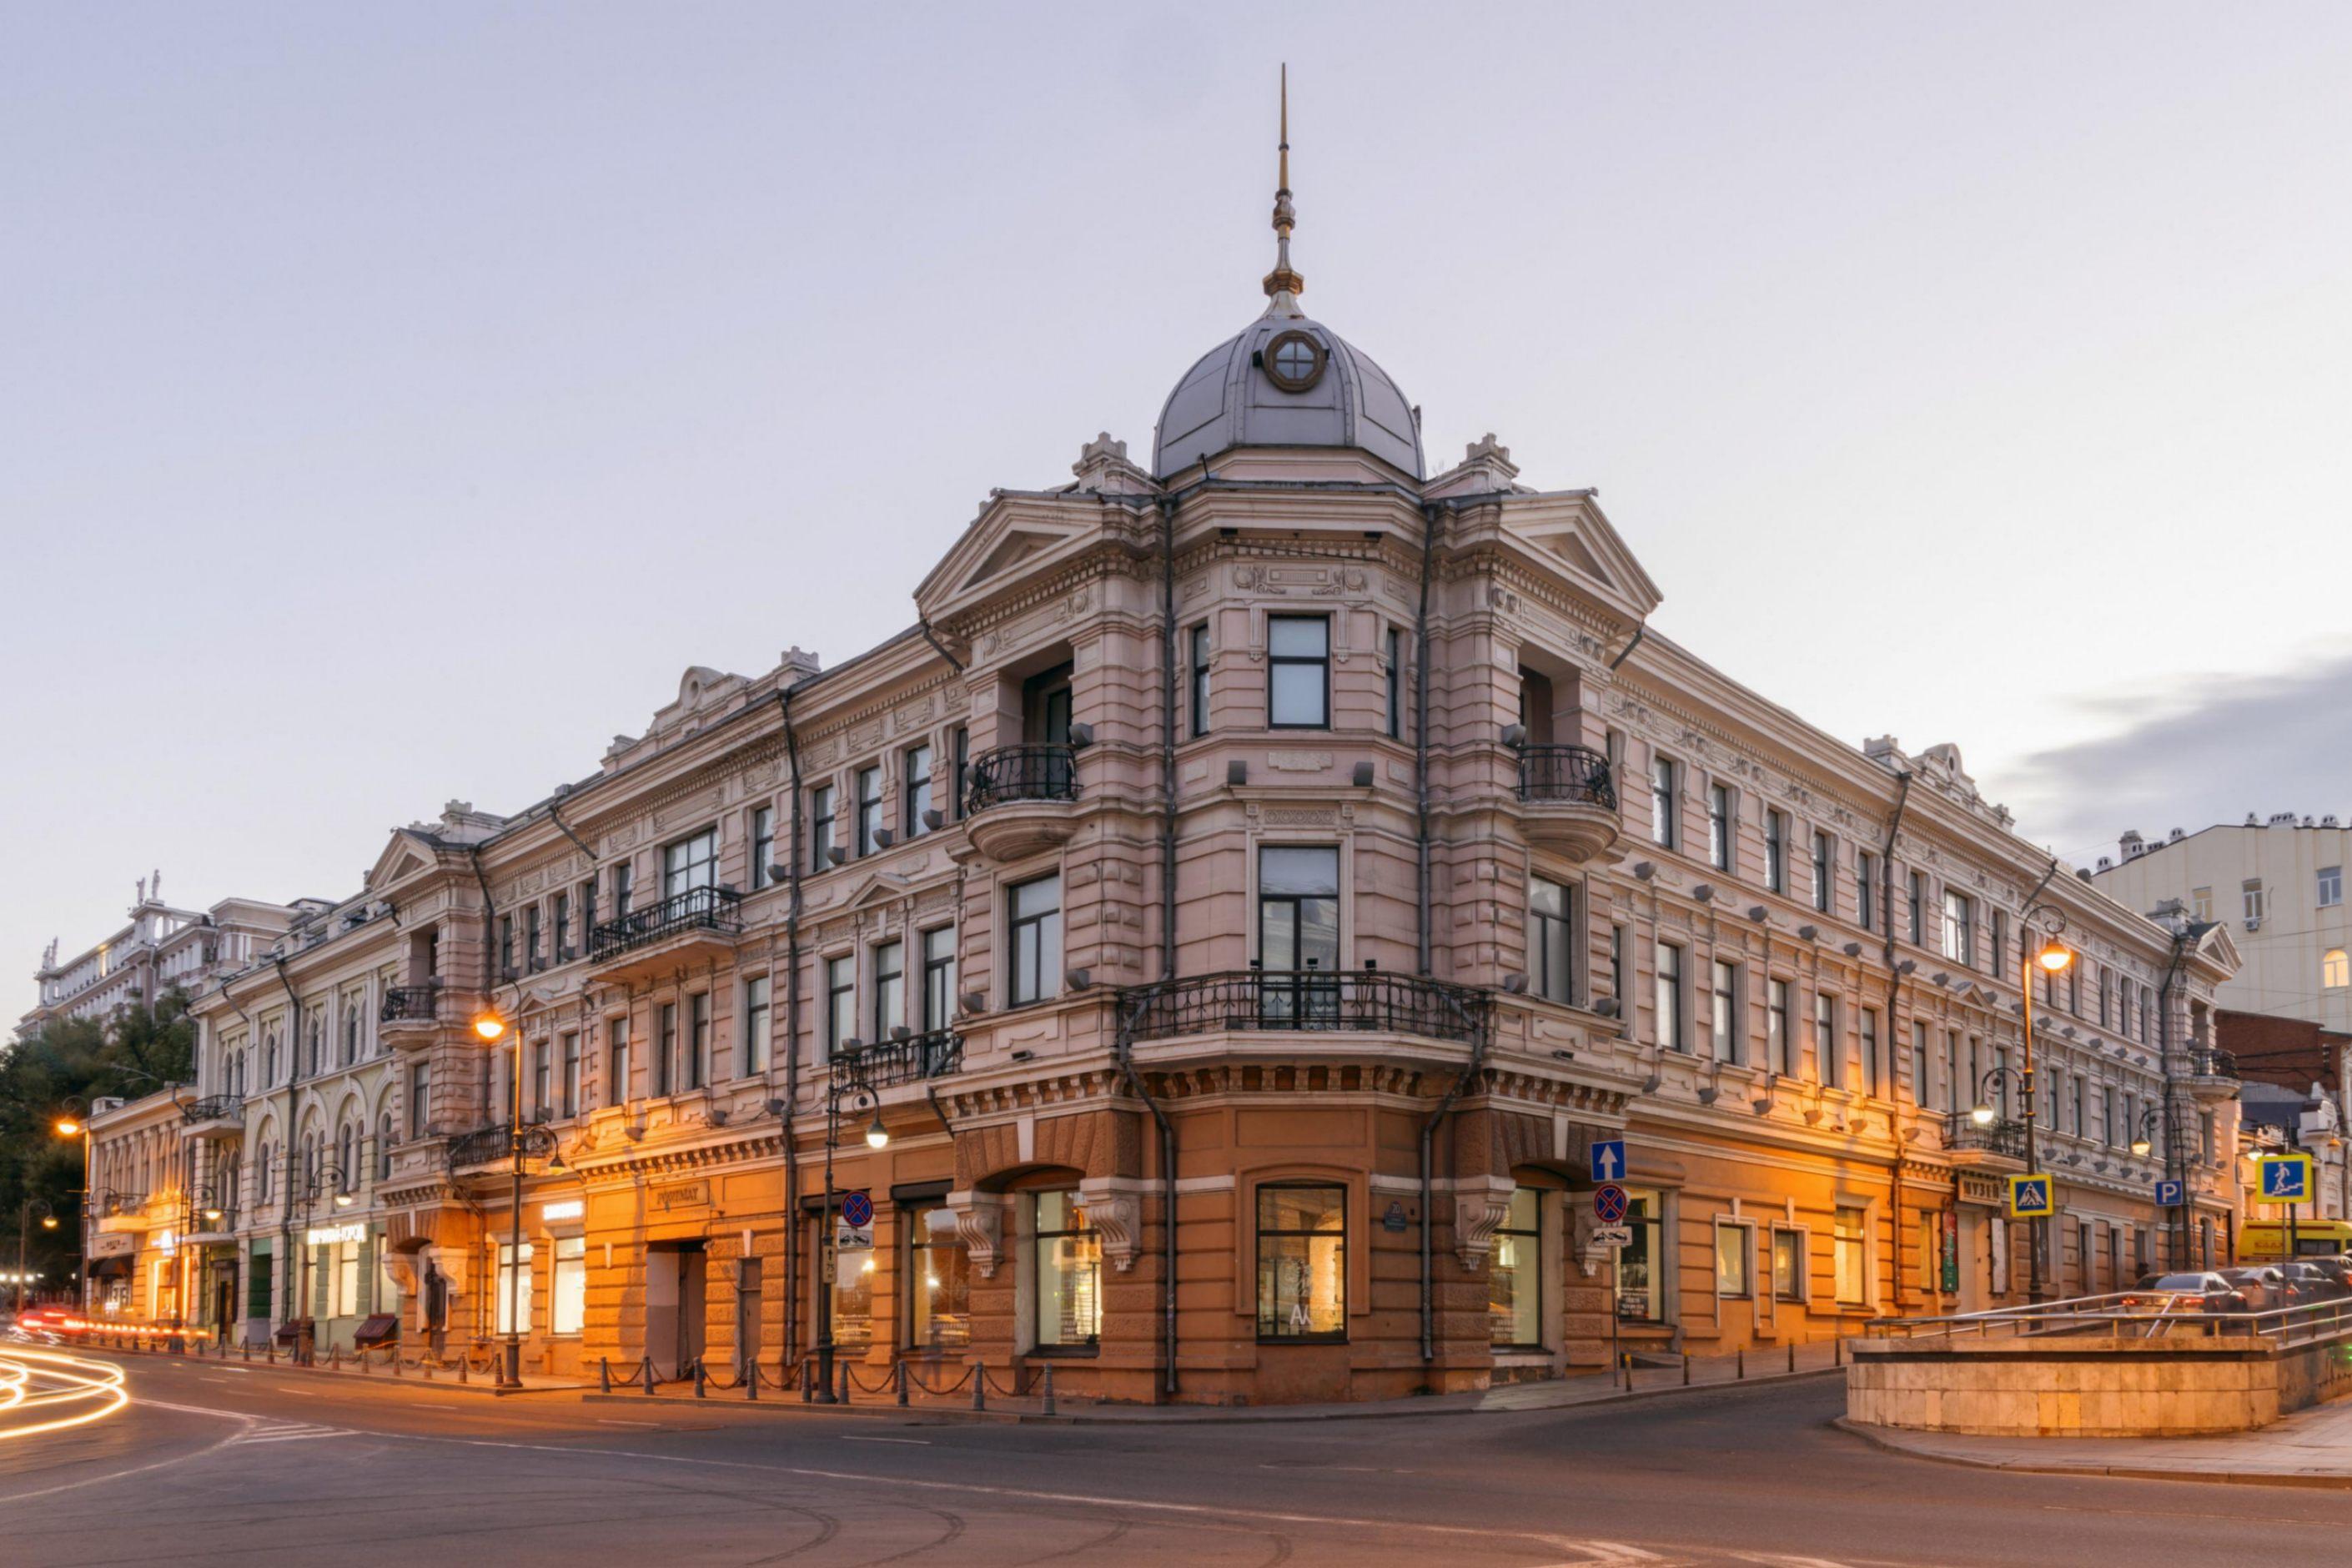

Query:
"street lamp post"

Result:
[[470, 1010, 563, 1390], [2017, 905, 2074, 1304], [13, 1200, 58, 1314], [813, 1043, 887, 1405], [292, 1165, 355, 1363], [52, 1098, 91, 1315]]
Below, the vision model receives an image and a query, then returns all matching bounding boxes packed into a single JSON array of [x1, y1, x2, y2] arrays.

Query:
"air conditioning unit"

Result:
[[2245, 917, 2264, 932]]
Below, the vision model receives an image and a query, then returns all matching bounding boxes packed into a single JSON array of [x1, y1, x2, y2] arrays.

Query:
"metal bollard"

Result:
[[972, 1366, 987, 1411], [838, 1361, 851, 1405], [643, 1357, 656, 1395], [1682, 1352, 1691, 1386], [1835, 1335, 1842, 1368], [695, 1359, 707, 1399], [424, 1358, 434, 1380], [359, 1349, 369, 1375], [800, 1359, 813, 1403], [746, 1359, 759, 1401], [897, 1362, 909, 1407], [1736, 1347, 1744, 1380], [600, 1356, 611, 1395], [1041, 1363, 1057, 1418], [458, 1354, 470, 1384], [393, 1353, 403, 1377], [1788, 1343, 1797, 1375]]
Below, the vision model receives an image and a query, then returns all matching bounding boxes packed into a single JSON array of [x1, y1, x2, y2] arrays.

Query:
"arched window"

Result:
[[376, 1113, 395, 1181], [344, 1006, 360, 1064], [257, 1143, 274, 1203], [2326, 949, 2349, 990], [308, 1017, 323, 1076], [339, 1123, 357, 1190]]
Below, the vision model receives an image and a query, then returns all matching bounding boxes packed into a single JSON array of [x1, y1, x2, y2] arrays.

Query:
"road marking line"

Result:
[[842, 1435, 931, 1445], [596, 1419, 659, 1427]]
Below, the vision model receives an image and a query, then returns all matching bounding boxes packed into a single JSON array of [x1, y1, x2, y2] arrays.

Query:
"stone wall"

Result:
[[1847, 1333, 2352, 1436]]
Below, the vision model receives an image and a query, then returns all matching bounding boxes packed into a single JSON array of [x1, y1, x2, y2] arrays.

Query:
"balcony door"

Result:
[[1022, 664, 1075, 798], [1258, 847, 1339, 1024], [663, 830, 717, 902]]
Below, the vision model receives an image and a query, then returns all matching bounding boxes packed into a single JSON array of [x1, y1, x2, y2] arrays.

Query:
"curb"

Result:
[[1832, 1417, 2352, 1491], [68, 1340, 591, 1399]]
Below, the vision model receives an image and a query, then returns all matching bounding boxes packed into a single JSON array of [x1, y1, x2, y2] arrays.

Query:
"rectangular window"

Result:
[[1189, 623, 1211, 738], [1530, 877, 1574, 1004], [751, 806, 776, 887], [1617, 1190, 1666, 1322], [606, 1018, 630, 1105], [612, 860, 633, 918], [2244, 879, 2266, 922], [1992, 908, 2008, 980], [408, 1063, 430, 1139], [810, 785, 837, 869], [1856, 850, 1877, 932], [532, 1040, 550, 1121], [560, 1031, 580, 1118], [1941, 890, 1974, 967], [1772, 1229, 1805, 1301], [951, 727, 969, 822], [743, 974, 771, 1074], [1907, 871, 1926, 944], [1812, 832, 1833, 914], [921, 927, 957, 1032], [526, 904, 543, 971], [856, 766, 883, 857], [495, 1241, 534, 1337], [1259, 847, 1341, 1022], [1385, 626, 1403, 740], [1815, 993, 1838, 1088], [1033, 1191, 1101, 1348], [827, 956, 857, 1049], [687, 993, 709, 1090], [1912, 1020, 1932, 1107], [656, 1003, 676, 1097], [904, 746, 934, 837], [663, 829, 717, 900], [554, 892, 571, 959], [1489, 1188, 1543, 1347], [1767, 978, 1792, 1074], [1008, 874, 1063, 1007], [908, 1204, 971, 1350], [1609, 924, 1626, 1015], [872, 939, 906, 1039], [1764, 809, 1787, 894], [1651, 756, 1680, 850], [1945, 1031, 1962, 1115], [2098, 972, 2112, 1028], [2102, 1085, 2118, 1146], [580, 878, 596, 946], [1710, 959, 1739, 1063], [550, 1235, 585, 1336], [1655, 940, 1685, 1052], [1255, 1184, 1347, 1341], [2321, 867, 2344, 908], [1834, 1206, 1867, 1307], [1707, 782, 1732, 871], [1715, 1224, 1752, 1298], [1267, 616, 1330, 728], [498, 916, 515, 977], [1860, 1008, 1881, 1098]]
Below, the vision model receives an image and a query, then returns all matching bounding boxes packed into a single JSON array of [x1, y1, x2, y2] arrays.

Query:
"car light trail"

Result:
[[0, 1348, 130, 1440]]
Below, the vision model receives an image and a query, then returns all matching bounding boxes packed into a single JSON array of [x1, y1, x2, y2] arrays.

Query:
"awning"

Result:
[[86, 1257, 131, 1279]]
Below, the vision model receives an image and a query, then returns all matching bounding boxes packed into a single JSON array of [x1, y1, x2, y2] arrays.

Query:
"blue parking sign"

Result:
[[2153, 1179, 2184, 1207]]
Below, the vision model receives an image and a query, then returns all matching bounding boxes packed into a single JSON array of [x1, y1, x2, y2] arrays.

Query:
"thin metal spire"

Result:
[[1264, 63, 1304, 304]]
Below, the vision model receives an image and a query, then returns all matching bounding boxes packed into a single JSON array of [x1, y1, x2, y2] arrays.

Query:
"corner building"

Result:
[[182, 158, 2239, 1403]]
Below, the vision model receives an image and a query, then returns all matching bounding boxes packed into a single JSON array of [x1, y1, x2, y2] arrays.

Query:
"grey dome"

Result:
[[1152, 304, 1424, 480]]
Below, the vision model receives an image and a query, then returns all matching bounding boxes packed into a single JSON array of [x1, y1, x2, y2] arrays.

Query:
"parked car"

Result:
[[2220, 1266, 2296, 1311], [2290, 1255, 2352, 1295], [2120, 1273, 2250, 1314], [2275, 1261, 2349, 1302]]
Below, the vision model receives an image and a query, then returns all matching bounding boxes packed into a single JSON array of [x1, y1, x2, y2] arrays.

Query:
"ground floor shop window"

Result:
[[1715, 1224, 1752, 1299], [1034, 1191, 1100, 1348], [1256, 1184, 1346, 1341], [1834, 1207, 1867, 1307], [495, 1241, 533, 1336], [1490, 1187, 1544, 1347], [908, 1205, 970, 1351], [832, 1224, 875, 1349], [1617, 1190, 1666, 1322], [247, 1244, 272, 1319], [550, 1236, 585, 1336], [310, 1238, 361, 1319]]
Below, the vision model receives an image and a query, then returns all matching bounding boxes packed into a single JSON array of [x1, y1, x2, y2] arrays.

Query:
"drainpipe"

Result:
[[1420, 1012, 1490, 1367], [775, 686, 807, 1365], [1414, 502, 1445, 977], [1607, 623, 1647, 673], [1876, 772, 1913, 1305], [269, 958, 302, 1338], [917, 618, 965, 676], [1162, 496, 1179, 982], [1113, 998, 1179, 1398], [544, 797, 596, 865], [2157, 923, 2195, 1269]]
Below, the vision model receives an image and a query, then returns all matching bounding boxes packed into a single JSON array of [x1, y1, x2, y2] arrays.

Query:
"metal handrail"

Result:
[[1121, 968, 1490, 1048], [380, 983, 441, 1023], [445, 1119, 552, 1171], [2189, 1046, 2238, 1078], [587, 886, 743, 963], [1864, 1288, 2352, 1349], [963, 744, 1078, 813], [1515, 744, 1616, 808], [830, 1029, 963, 1091]]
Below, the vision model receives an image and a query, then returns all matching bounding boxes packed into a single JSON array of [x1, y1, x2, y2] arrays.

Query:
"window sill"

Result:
[[1027, 1343, 1099, 1359], [1257, 1336, 1349, 1347]]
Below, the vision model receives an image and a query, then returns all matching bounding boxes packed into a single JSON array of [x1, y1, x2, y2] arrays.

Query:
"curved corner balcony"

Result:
[[1120, 969, 1490, 1058], [1941, 1112, 2028, 1169], [2187, 1046, 2239, 1099], [180, 1095, 245, 1140], [1515, 745, 1620, 862], [586, 887, 744, 983], [962, 744, 1079, 862]]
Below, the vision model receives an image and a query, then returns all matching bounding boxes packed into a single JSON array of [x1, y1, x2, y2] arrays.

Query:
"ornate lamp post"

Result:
[[471, 1010, 566, 1390], [51, 1098, 91, 1315], [812, 1043, 887, 1405], [2017, 903, 2075, 1303]]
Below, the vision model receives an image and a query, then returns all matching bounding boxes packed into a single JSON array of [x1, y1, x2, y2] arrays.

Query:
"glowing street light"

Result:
[[472, 1012, 507, 1042]]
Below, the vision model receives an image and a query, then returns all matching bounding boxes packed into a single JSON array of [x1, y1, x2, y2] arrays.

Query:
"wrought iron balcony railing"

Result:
[[379, 984, 440, 1023], [1943, 1112, 2029, 1159], [445, 1120, 555, 1172], [1516, 744, 1616, 808], [587, 886, 743, 963], [1120, 968, 1490, 1048], [180, 1095, 243, 1125], [830, 1028, 964, 1092], [963, 744, 1078, 813], [2189, 1046, 2239, 1079]]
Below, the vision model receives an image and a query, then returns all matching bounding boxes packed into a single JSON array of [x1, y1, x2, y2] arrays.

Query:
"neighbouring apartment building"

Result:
[[21, 876, 291, 1038], [2095, 817, 2352, 1033], [133, 138, 2247, 1405]]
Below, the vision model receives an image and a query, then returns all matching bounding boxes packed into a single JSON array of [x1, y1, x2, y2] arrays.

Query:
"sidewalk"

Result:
[[582, 1339, 1851, 1425], [56, 1334, 590, 1396], [1842, 1398, 2352, 1489]]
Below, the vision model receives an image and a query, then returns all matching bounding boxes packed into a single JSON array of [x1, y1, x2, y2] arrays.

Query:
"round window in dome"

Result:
[[1263, 330, 1325, 393]]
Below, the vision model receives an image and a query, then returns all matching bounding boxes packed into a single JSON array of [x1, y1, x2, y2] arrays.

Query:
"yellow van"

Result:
[[2236, 1219, 2352, 1262]]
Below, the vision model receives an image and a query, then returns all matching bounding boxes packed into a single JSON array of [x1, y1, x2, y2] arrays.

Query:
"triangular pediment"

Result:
[[2199, 921, 2244, 973], [914, 491, 1125, 626], [1490, 491, 1664, 624], [366, 829, 450, 896], [1525, 527, 1617, 589], [840, 871, 911, 910]]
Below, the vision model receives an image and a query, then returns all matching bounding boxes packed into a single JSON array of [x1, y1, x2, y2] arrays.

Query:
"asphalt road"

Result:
[[7, 1346, 2352, 1566]]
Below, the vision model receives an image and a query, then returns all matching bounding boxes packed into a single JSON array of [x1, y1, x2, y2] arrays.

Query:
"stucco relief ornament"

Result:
[[1090, 1193, 1143, 1272], [950, 1197, 1005, 1278], [1453, 1178, 1518, 1271]]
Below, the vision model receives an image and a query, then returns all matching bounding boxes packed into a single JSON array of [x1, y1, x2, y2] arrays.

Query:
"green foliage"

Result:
[[0, 990, 197, 1294]]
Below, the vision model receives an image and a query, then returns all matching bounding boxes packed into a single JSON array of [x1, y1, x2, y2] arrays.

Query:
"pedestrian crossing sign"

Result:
[[2257, 1153, 2314, 1205], [2007, 1174, 2055, 1219]]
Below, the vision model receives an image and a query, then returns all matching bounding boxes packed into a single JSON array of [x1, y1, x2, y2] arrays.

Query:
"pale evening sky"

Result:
[[6, 3, 2349, 1022]]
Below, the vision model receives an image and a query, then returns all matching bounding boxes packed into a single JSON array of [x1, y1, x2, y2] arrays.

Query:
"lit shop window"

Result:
[[1256, 1184, 1346, 1341], [1489, 1188, 1544, 1348], [1034, 1191, 1101, 1349]]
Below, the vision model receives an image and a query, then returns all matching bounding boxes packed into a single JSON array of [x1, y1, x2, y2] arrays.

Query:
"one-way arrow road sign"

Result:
[[1590, 1138, 1626, 1184]]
